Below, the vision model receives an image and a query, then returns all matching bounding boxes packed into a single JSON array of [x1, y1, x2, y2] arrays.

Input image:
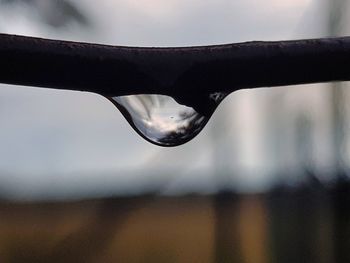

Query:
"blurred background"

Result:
[[0, 0, 350, 262]]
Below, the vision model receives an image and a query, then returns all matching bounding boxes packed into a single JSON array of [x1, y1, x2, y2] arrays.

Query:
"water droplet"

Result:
[[108, 93, 227, 147]]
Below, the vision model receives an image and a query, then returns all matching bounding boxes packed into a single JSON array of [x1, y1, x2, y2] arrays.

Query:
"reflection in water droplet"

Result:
[[108, 93, 227, 147]]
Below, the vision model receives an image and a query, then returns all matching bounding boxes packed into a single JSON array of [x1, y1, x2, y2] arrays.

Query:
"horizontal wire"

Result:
[[0, 33, 350, 107]]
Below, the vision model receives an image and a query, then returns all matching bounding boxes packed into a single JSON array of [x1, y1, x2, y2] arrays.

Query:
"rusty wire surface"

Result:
[[0, 33, 350, 107]]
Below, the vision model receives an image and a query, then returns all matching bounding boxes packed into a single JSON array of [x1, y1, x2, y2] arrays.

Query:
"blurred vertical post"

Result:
[[211, 101, 241, 262], [328, 1, 350, 262], [328, 0, 347, 174]]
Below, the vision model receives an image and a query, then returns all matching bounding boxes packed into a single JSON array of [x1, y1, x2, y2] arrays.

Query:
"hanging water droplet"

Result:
[[108, 93, 227, 147]]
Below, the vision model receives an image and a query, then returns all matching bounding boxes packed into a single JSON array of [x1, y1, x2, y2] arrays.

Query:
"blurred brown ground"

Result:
[[0, 191, 349, 263]]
